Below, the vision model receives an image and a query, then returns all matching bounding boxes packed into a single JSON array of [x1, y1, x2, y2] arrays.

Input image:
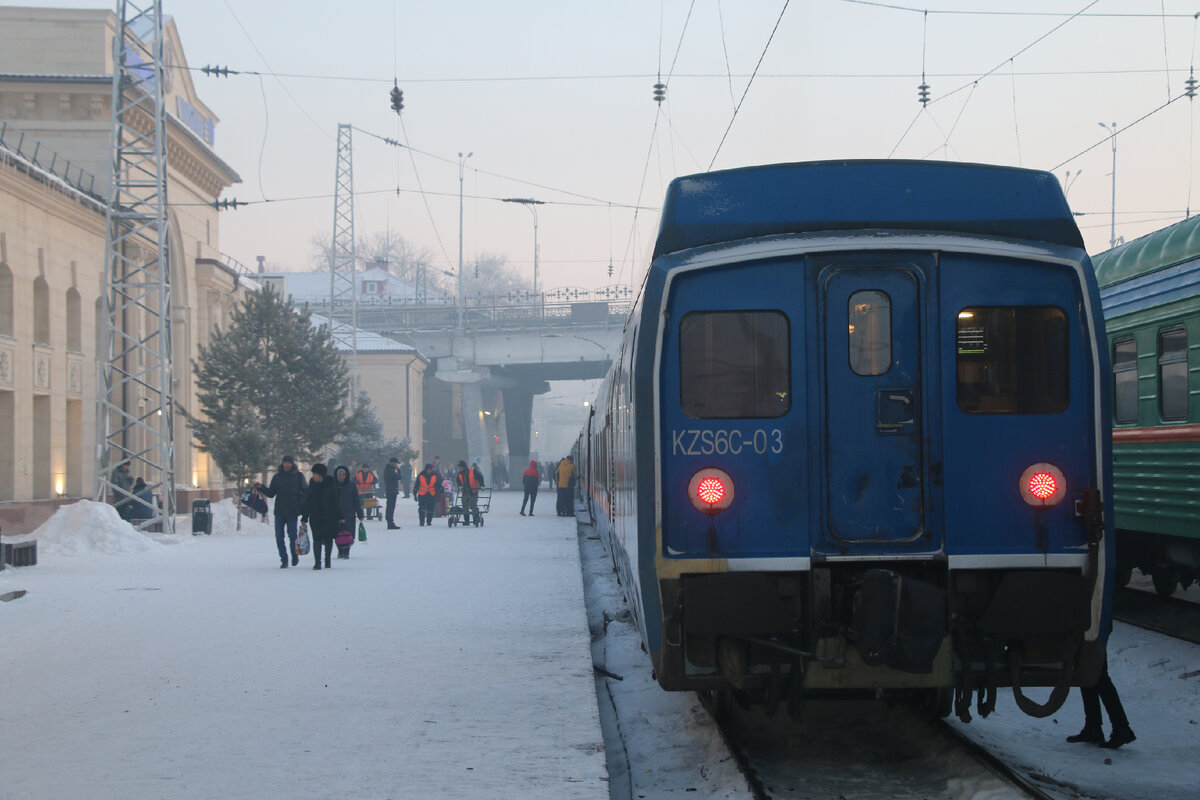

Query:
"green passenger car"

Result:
[[1093, 216, 1200, 595]]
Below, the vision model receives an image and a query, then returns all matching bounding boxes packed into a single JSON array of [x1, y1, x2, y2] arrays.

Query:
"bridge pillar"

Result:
[[502, 386, 535, 479]]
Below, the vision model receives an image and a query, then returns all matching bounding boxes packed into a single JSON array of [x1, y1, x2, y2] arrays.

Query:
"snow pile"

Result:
[[24, 499, 166, 557], [207, 496, 258, 535]]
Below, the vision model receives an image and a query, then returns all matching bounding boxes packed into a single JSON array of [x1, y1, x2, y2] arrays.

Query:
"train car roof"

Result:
[[653, 160, 1084, 258], [1091, 213, 1200, 288]]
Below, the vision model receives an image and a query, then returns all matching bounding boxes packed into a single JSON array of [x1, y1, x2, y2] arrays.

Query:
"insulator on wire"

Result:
[[652, 82, 666, 104], [1186, 69, 1198, 100], [607, 263, 614, 278], [918, 81, 931, 107], [390, 82, 404, 114]]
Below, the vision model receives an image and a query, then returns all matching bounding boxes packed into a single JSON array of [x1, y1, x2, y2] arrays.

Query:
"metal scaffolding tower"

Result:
[[330, 123, 359, 400], [96, 0, 176, 534]]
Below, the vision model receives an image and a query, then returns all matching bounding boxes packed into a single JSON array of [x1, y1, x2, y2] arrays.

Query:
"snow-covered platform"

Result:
[[0, 493, 608, 799]]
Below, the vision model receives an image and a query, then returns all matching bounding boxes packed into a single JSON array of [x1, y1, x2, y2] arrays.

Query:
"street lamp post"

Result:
[[502, 197, 544, 301], [1098, 122, 1117, 248], [1062, 169, 1082, 200], [457, 151, 473, 329]]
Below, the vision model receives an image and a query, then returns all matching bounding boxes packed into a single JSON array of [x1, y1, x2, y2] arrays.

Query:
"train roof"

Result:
[[652, 160, 1084, 258], [1091, 213, 1200, 288]]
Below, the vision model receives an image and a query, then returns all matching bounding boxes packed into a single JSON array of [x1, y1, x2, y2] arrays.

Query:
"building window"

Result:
[[956, 306, 1068, 414], [1158, 325, 1189, 422], [0, 263, 12, 337], [679, 310, 790, 419], [66, 288, 81, 352], [33, 276, 49, 345], [1113, 336, 1138, 424]]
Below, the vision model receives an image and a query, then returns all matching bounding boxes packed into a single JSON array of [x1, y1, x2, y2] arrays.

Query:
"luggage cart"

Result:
[[447, 487, 492, 527]]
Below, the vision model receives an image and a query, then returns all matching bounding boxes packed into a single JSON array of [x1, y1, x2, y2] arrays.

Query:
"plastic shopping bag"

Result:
[[296, 521, 311, 556], [358, 521, 367, 543]]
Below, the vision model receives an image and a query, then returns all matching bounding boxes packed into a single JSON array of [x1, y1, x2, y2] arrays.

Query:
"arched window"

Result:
[[66, 287, 81, 352], [33, 276, 49, 345], [0, 262, 12, 337]]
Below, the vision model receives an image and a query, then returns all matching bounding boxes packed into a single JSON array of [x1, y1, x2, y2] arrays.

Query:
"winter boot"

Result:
[[291, 553, 298, 566], [1100, 726, 1136, 749], [1066, 725, 1103, 744], [325, 555, 332, 568]]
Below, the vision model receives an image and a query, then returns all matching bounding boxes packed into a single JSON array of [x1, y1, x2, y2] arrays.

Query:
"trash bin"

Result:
[[191, 498, 212, 535]]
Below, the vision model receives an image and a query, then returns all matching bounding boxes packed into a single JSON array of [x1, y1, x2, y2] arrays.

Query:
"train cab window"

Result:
[[679, 310, 790, 418], [956, 306, 1068, 414], [1113, 337, 1138, 424], [1158, 326, 1189, 421], [848, 290, 892, 376]]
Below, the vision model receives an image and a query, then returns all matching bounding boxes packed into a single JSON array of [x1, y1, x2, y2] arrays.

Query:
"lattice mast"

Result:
[[95, 0, 176, 534], [330, 123, 359, 401]]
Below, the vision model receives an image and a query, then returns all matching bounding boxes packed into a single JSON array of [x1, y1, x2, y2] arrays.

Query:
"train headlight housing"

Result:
[[1019, 462, 1066, 508], [688, 468, 734, 516]]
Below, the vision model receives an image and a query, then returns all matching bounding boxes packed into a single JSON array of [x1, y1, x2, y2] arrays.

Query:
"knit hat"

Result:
[[311, 463, 328, 476], [282, 454, 294, 463], [388, 457, 399, 464]]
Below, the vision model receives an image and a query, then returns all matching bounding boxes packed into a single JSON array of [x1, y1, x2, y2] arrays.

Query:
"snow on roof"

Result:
[[309, 313, 419, 355]]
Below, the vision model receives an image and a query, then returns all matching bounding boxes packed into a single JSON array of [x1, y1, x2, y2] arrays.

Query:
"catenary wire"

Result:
[[708, 0, 791, 171]]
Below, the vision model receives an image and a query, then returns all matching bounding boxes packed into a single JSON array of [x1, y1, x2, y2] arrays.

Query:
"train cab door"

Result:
[[817, 262, 936, 552]]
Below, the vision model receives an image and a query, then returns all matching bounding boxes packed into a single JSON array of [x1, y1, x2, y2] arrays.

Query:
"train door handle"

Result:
[[876, 389, 915, 433]]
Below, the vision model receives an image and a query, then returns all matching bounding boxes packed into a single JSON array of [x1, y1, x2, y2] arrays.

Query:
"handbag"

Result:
[[357, 521, 367, 542], [296, 522, 311, 556], [335, 529, 354, 547]]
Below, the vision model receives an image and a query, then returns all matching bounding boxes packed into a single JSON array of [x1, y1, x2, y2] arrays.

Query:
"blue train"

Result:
[[577, 160, 1114, 722]]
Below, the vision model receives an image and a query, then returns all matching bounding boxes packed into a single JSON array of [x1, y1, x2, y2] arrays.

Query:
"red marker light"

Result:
[[1027, 472, 1057, 501], [696, 477, 726, 505], [688, 468, 734, 515], [1018, 463, 1066, 507]]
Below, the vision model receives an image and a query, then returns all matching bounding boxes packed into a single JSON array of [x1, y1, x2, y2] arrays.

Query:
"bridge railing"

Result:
[[306, 285, 634, 333]]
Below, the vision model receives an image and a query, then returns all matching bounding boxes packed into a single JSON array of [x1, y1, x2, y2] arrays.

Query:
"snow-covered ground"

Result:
[[3, 495, 1198, 800], [0, 496, 606, 799]]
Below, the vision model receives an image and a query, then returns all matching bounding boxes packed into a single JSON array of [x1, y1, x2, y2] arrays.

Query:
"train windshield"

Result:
[[956, 306, 1068, 414], [679, 310, 790, 418]]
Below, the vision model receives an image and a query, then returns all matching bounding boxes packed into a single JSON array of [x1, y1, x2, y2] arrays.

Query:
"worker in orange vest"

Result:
[[455, 460, 486, 526], [413, 463, 438, 526]]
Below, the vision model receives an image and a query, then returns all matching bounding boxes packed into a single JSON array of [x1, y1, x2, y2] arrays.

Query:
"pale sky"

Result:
[[14, 1, 1200, 291]]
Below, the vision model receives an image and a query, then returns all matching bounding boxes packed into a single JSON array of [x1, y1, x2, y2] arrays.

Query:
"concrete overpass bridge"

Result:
[[329, 287, 631, 473]]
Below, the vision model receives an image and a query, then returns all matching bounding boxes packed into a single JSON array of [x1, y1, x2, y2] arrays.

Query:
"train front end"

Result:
[[645, 161, 1113, 720]]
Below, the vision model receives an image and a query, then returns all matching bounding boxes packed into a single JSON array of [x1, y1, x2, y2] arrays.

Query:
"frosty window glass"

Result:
[[1113, 336, 1137, 425], [680, 311, 790, 419], [1158, 326, 1188, 422], [956, 307, 1068, 414], [848, 290, 892, 376]]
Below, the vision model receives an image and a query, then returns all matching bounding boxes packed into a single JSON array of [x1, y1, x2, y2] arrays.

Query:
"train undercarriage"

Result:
[[658, 564, 1105, 722]]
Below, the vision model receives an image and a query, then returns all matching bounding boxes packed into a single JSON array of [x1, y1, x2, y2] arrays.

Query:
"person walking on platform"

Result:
[[332, 466, 364, 558], [455, 460, 486, 526], [301, 463, 338, 570], [554, 455, 575, 517], [383, 457, 402, 529], [255, 455, 307, 568], [519, 459, 540, 516], [400, 460, 413, 499], [414, 463, 438, 526], [354, 463, 379, 520], [1066, 655, 1136, 749], [111, 463, 134, 519]]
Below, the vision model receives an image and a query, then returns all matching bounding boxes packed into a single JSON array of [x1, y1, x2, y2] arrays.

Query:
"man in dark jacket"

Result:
[[383, 457, 402, 529], [301, 463, 339, 570], [400, 460, 413, 498], [255, 455, 308, 568]]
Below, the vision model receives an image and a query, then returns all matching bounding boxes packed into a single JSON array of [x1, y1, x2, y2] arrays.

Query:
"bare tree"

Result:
[[462, 252, 531, 300]]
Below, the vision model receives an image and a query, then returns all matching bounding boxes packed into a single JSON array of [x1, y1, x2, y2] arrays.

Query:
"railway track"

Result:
[[708, 698, 1059, 800], [1112, 586, 1200, 644]]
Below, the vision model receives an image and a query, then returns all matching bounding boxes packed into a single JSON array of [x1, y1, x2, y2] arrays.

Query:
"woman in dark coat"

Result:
[[332, 466, 364, 559], [301, 463, 340, 570], [519, 459, 539, 516]]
